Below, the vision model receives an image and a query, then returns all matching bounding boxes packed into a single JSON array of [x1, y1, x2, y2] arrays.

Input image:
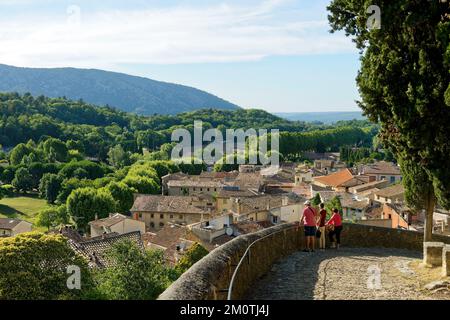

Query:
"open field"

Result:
[[0, 195, 52, 232]]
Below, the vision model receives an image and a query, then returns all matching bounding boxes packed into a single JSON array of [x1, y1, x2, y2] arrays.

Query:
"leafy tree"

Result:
[[42, 138, 68, 162], [12, 167, 33, 193], [59, 160, 109, 180], [9, 143, 32, 165], [73, 168, 89, 179], [136, 129, 166, 151], [28, 162, 60, 189], [104, 182, 136, 213], [57, 178, 94, 203], [36, 205, 69, 230], [94, 240, 172, 300], [174, 243, 209, 277], [39, 173, 62, 204], [0, 232, 93, 300], [126, 163, 159, 181], [0, 184, 14, 197], [311, 193, 322, 207], [107, 145, 131, 168], [325, 196, 342, 220], [66, 187, 116, 230], [328, 0, 450, 240], [144, 160, 179, 179], [66, 139, 85, 153], [122, 175, 159, 194]]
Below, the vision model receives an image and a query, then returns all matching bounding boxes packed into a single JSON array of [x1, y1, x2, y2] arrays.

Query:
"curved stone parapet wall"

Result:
[[158, 223, 450, 300]]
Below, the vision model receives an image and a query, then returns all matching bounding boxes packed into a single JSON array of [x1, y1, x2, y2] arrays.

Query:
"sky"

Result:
[[0, 0, 362, 113]]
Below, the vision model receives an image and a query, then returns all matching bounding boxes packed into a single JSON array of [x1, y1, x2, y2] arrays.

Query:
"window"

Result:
[[150, 214, 154, 218], [200, 188, 203, 191], [381, 176, 386, 180], [207, 188, 210, 192], [138, 213, 142, 219], [150, 222, 155, 228], [390, 176, 396, 183], [159, 222, 164, 227], [170, 215, 174, 219], [179, 215, 183, 220], [160, 214, 164, 219], [388, 214, 392, 219], [214, 188, 217, 192]]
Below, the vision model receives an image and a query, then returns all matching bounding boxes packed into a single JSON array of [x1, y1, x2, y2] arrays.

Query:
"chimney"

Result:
[[95, 213, 98, 221]]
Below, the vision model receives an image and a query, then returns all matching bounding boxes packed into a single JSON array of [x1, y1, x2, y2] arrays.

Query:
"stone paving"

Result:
[[246, 247, 441, 300]]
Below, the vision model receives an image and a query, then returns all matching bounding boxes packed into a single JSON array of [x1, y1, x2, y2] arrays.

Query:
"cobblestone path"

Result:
[[246, 247, 439, 300]]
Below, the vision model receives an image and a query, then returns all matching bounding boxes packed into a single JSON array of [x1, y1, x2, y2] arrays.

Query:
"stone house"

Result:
[[381, 203, 410, 229], [359, 161, 402, 184], [89, 213, 146, 237], [166, 179, 224, 196], [130, 194, 216, 231], [0, 218, 32, 237], [348, 179, 390, 201], [373, 184, 405, 204]]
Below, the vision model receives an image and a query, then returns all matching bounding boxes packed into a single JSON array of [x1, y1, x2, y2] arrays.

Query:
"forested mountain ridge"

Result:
[[0, 64, 240, 115], [0, 92, 376, 160]]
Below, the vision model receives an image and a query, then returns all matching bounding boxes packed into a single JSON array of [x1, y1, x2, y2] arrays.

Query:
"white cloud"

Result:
[[0, 0, 355, 68]]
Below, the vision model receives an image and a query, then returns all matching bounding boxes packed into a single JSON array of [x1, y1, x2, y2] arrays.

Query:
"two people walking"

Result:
[[300, 200, 343, 252]]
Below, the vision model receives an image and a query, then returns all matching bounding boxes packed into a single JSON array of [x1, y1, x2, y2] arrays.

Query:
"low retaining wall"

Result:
[[158, 223, 450, 300], [340, 224, 450, 251]]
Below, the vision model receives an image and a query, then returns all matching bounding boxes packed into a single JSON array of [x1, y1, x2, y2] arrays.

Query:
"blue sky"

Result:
[[0, 0, 361, 112]]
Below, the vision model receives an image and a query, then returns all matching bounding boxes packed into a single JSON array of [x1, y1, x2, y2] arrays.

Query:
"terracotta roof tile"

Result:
[[313, 169, 354, 187]]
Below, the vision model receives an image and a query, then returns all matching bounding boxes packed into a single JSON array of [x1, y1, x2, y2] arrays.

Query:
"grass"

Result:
[[391, 259, 450, 299], [0, 194, 52, 232]]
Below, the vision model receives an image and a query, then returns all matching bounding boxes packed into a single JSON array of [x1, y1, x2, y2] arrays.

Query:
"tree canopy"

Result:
[[328, 0, 450, 240]]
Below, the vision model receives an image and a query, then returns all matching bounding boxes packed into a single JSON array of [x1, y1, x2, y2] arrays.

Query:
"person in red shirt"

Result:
[[300, 200, 317, 252], [317, 203, 327, 250], [326, 208, 343, 249]]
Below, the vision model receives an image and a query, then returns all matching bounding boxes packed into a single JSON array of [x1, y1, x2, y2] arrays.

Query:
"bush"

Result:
[[0, 232, 94, 300], [0, 184, 15, 197], [94, 240, 173, 300], [36, 206, 69, 230], [174, 243, 209, 277]]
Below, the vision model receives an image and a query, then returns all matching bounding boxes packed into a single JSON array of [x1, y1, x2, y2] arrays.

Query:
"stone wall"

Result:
[[158, 223, 450, 300], [341, 224, 450, 251]]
